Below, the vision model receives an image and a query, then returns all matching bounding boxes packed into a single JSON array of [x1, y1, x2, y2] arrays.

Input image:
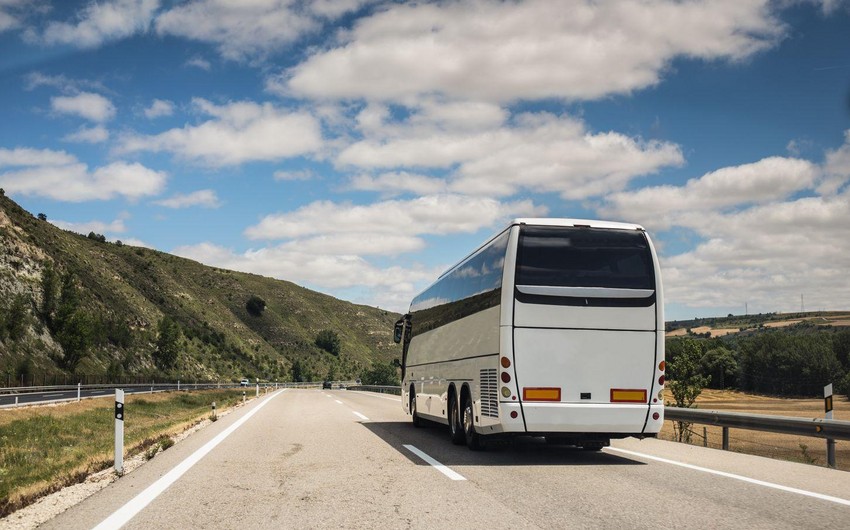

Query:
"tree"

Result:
[[315, 329, 340, 356], [40, 263, 58, 328], [666, 338, 710, 443], [246, 295, 266, 317], [37, 213, 47, 221], [87, 232, 106, 243], [57, 312, 95, 372], [361, 361, 400, 386], [5, 294, 30, 341], [700, 347, 738, 389], [154, 316, 180, 370]]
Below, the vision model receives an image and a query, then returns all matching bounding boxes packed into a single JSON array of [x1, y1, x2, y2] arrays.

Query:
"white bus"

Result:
[[394, 218, 665, 450]]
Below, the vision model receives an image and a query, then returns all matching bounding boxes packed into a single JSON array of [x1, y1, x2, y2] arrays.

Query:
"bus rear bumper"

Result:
[[500, 402, 664, 435]]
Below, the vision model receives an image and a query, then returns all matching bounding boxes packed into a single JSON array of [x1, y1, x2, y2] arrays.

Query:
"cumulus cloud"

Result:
[[0, 148, 166, 201], [0, 0, 29, 33], [282, 0, 783, 102], [244, 194, 546, 240], [62, 125, 109, 143], [661, 190, 850, 313], [154, 189, 221, 209], [51, 92, 116, 122], [155, 0, 374, 61], [144, 99, 174, 119], [348, 171, 447, 196], [601, 157, 819, 230], [594, 136, 850, 315], [50, 217, 127, 235], [116, 98, 322, 166], [35, 0, 159, 48], [339, 108, 684, 199], [273, 169, 314, 181], [172, 240, 438, 310]]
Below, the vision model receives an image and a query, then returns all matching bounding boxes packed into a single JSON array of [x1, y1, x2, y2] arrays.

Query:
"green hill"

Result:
[[0, 190, 401, 385]]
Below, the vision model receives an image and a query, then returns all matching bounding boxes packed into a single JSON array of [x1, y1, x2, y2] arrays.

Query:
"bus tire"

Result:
[[462, 395, 483, 451], [449, 393, 464, 445], [411, 389, 423, 428]]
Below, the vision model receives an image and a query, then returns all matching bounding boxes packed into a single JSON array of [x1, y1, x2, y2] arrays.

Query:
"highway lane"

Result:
[[41, 389, 850, 529]]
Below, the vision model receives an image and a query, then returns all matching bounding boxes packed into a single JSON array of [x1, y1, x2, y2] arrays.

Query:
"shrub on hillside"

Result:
[[315, 329, 340, 356], [246, 295, 266, 317], [361, 361, 399, 386]]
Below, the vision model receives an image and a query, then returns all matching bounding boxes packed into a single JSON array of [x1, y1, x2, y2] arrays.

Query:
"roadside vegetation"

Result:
[[0, 389, 246, 517]]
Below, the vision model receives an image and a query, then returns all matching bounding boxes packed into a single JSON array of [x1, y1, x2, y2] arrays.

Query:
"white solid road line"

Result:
[[92, 390, 285, 530], [606, 447, 850, 507], [45, 393, 65, 397], [403, 445, 466, 481], [352, 411, 369, 421], [352, 391, 399, 402], [335, 400, 343, 404]]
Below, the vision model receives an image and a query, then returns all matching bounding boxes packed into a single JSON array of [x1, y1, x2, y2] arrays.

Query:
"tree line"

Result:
[[667, 326, 850, 398]]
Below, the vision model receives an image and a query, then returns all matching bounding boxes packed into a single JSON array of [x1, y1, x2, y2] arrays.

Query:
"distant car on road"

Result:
[[240, 379, 250, 386], [322, 381, 332, 389]]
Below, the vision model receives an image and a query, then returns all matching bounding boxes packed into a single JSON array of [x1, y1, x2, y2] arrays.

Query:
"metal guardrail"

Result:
[[665, 407, 850, 442], [346, 385, 402, 395]]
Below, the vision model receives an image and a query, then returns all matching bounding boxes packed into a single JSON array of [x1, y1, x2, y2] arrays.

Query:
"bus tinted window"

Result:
[[409, 231, 508, 336], [516, 226, 654, 289]]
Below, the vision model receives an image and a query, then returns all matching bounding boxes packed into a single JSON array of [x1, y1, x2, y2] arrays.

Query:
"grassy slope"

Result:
[[0, 193, 400, 381]]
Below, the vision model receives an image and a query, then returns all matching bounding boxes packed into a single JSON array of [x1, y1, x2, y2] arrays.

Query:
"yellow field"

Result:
[[661, 389, 850, 471]]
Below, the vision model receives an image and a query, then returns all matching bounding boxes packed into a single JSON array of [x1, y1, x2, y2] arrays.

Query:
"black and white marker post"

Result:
[[115, 389, 125, 475], [825, 383, 835, 468]]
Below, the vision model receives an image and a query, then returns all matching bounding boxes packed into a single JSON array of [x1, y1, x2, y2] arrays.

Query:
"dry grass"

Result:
[[0, 390, 246, 516], [661, 389, 850, 471]]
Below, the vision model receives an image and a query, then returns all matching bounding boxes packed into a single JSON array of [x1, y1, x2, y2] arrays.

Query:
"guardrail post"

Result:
[[256, 383, 259, 397], [177, 380, 180, 392], [14, 396, 18, 407], [722, 427, 729, 450], [211, 401, 216, 420], [115, 389, 125, 475], [825, 383, 835, 468], [242, 391, 246, 403], [77, 382, 81, 402]]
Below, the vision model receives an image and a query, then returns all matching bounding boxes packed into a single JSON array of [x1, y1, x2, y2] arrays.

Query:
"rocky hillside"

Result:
[[0, 191, 400, 384]]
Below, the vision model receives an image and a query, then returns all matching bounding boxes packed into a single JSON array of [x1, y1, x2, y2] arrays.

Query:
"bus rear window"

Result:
[[516, 226, 654, 290]]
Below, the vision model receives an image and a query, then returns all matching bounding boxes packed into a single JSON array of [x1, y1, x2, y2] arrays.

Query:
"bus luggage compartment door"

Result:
[[512, 327, 656, 433]]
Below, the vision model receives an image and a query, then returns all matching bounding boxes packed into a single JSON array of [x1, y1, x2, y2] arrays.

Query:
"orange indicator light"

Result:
[[610, 389, 647, 403], [522, 387, 561, 401]]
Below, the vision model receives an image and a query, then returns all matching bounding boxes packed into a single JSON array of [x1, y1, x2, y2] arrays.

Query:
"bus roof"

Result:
[[511, 218, 645, 231]]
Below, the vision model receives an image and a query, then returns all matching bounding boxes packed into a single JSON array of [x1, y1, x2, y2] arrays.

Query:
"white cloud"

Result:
[[0, 0, 27, 33], [62, 125, 109, 143], [661, 189, 850, 313], [283, 0, 783, 102], [0, 147, 77, 167], [116, 98, 322, 166], [244, 194, 546, 240], [601, 157, 819, 230], [820, 129, 850, 195], [273, 169, 314, 181], [339, 109, 684, 199], [144, 99, 174, 119], [0, 148, 166, 201], [50, 218, 127, 235], [51, 92, 116, 122], [154, 189, 221, 209], [156, 0, 376, 61], [348, 171, 447, 196], [172, 241, 439, 311], [185, 56, 211, 71], [37, 0, 159, 48]]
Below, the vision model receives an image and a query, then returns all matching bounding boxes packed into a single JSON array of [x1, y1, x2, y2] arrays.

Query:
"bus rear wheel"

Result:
[[449, 394, 464, 445], [462, 395, 482, 451]]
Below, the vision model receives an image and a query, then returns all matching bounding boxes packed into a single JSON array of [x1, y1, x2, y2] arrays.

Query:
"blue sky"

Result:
[[1, 0, 849, 320]]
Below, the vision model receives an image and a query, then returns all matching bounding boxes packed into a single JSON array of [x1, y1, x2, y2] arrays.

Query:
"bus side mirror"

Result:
[[393, 319, 404, 344]]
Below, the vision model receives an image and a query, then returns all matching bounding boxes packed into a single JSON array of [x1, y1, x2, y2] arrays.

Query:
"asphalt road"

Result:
[[40, 389, 850, 529]]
